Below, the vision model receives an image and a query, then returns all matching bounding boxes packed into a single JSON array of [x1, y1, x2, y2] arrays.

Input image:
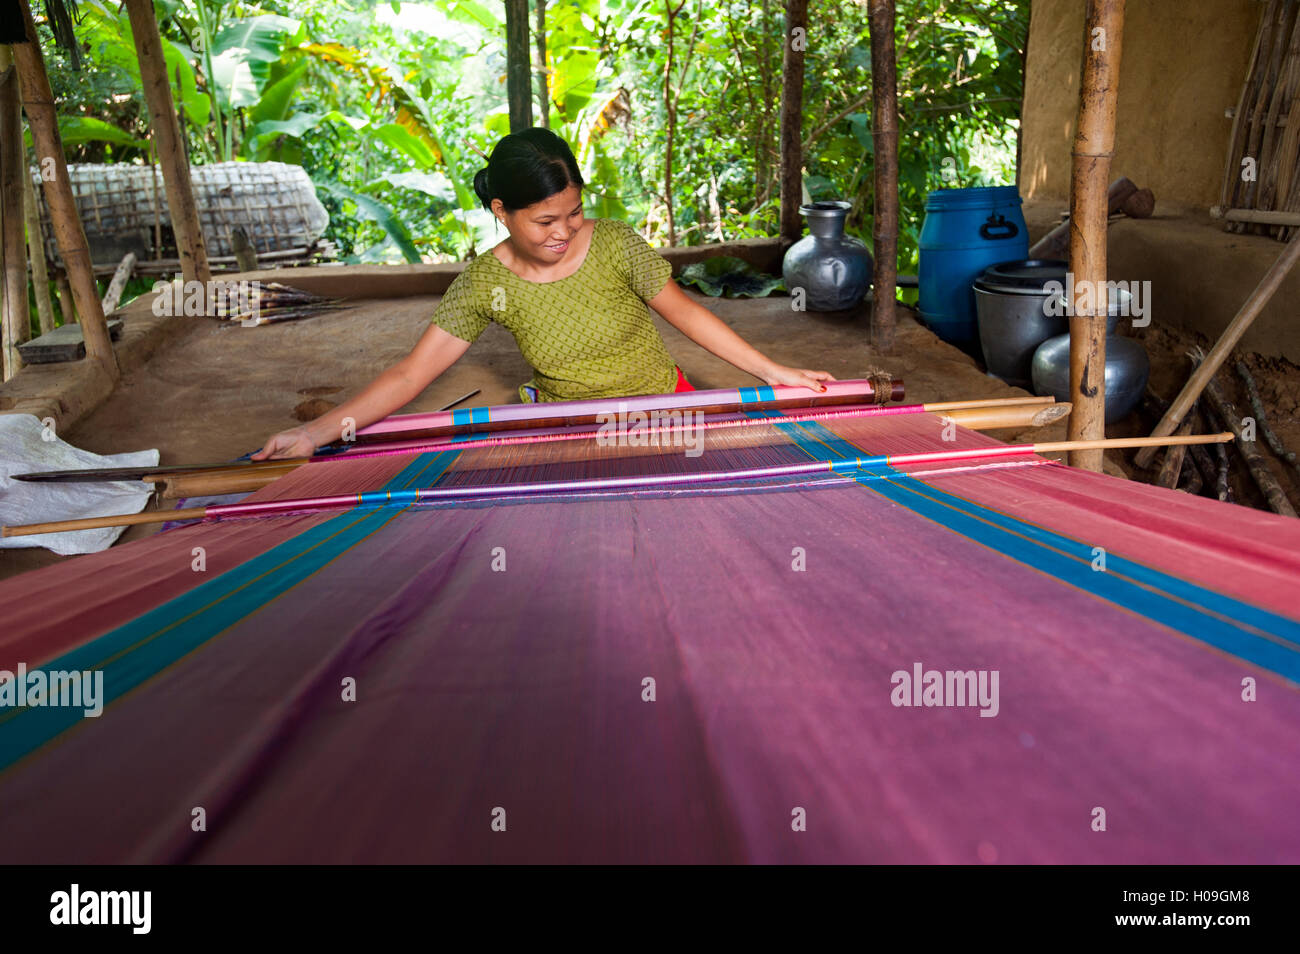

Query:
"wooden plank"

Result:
[[17, 319, 125, 364]]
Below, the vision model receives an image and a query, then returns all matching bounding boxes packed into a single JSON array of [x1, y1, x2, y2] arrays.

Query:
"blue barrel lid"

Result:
[[924, 185, 1023, 211]]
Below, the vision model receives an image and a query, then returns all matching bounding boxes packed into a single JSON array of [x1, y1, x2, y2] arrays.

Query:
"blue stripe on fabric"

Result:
[[452, 408, 471, 426], [0, 450, 461, 771], [763, 413, 1300, 682]]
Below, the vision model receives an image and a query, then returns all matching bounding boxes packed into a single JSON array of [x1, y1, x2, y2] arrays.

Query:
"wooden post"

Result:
[[867, 0, 899, 353], [124, 0, 210, 286], [778, 0, 808, 247], [534, 0, 548, 129], [1067, 0, 1126, 471], [1, 46, 29, 381], [22, 156, 54, 334], [504, 0, 532, 132], [12, 0, 118, 381]]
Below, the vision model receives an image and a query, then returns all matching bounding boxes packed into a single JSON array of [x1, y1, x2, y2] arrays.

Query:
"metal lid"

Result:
[[975, 259, 1067, 295]]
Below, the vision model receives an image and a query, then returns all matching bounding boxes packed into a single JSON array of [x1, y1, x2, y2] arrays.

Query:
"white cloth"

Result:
[[0, 414, 159, 555]]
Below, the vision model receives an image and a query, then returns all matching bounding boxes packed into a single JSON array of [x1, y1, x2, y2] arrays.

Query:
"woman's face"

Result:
[[496, 184, 585, 262]]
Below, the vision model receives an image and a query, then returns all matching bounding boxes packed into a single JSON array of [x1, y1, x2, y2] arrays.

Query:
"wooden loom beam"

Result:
[[0, 432, 1233, 539], [12, 0, 118, 381], [868, 0, 899, 353], [123, 0, 210, 286], [1067, 0, 1126, 472]]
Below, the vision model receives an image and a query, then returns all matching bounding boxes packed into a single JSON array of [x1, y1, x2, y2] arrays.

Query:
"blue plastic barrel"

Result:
[[918, 186, 1029, 356]]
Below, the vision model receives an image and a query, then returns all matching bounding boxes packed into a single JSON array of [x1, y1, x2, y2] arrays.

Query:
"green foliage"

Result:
[[41, 0, 1028, 270], [678, 257, 785, 298]]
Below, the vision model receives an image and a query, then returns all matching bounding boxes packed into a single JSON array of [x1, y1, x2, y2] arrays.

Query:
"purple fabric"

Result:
[[2, 484, 1297, 863]]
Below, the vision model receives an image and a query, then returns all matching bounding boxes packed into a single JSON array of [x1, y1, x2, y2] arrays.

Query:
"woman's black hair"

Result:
[[472, 128, 585, 213]]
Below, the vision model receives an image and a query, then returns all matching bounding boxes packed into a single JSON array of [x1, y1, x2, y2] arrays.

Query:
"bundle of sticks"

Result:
[[210, 281, 346, 327], [1145, 352, 1299, 518], [1216, 0, 1300, 239]]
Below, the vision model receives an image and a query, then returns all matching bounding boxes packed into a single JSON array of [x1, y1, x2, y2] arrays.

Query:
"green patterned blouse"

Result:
[[431, 218, 678, 402]]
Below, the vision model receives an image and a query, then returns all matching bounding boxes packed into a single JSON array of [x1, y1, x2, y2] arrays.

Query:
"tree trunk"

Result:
[[867, 0, 899, 353], [124, 0, 210, 287], [12, 1, 118, 381], [1067, 0, 1126, 471], [504, 0, 532, 132], [534, 0, 548, 129], [778, 0, 807, 246]]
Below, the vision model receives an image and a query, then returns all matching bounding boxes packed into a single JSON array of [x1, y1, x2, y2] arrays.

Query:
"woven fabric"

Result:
[[432, 219, 677, 402], [2, 410, 1299, 862]]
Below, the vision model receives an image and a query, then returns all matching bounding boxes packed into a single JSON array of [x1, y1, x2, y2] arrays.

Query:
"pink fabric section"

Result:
[[0, 485, 1297, 863], [0, 512, 333, 671]]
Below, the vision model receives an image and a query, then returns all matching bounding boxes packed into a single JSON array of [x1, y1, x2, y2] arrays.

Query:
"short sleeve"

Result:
[[613, 220, 672, 301], [432, 267, 492, 343]]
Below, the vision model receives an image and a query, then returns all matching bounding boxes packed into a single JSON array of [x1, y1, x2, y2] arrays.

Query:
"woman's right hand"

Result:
[[251, 426, 317, 461]]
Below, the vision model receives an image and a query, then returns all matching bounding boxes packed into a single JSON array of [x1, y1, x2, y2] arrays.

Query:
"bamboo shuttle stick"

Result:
[[1, 432, 1232, 538]]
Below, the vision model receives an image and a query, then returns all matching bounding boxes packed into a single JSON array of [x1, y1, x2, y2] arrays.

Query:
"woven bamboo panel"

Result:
[[1218, 0, 1300, 239], [29, 161, 330, 267]]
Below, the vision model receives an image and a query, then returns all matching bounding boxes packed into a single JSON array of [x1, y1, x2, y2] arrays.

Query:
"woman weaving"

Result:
[[255, 128, 833, 460]]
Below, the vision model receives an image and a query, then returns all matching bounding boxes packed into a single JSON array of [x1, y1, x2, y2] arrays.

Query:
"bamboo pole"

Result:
[[12, 0, 117, 380], [22, 154, 54, 334], [0, 46, 28, 381], [100, 251, 136, 314], [867, 0, 899, 353], [1067, 0, 1126, 471], [778, 0, 808, 246], [0, 432, 1233, 539], [123, 0, 210, 286], [1134, 231, 1300, 467]]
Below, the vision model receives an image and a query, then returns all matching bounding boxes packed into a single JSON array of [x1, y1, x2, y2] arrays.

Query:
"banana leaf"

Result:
[[677, 257, 785, 298]]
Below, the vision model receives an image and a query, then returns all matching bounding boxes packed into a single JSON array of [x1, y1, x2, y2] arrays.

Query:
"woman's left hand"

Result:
[[762, 365, 837, 392]]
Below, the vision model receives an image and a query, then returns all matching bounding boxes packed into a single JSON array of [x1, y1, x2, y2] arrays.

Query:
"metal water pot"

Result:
[[782, 201, 873, 312], [1030, 285, 1149, 422]]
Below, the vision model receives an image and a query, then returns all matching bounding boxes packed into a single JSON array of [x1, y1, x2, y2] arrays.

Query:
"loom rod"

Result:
[[10, 394, 1056, 483], [1, 432, 1232, 538]]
